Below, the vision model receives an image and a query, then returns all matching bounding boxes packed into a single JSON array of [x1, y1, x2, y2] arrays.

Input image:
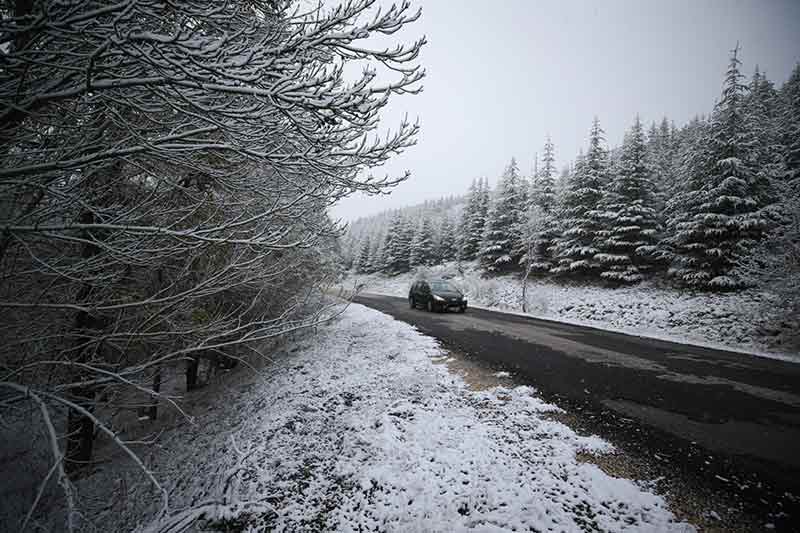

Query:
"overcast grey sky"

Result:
[[331, 0, 800, 222]]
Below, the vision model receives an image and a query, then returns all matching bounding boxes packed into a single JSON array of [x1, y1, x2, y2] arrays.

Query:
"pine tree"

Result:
[[522, 136, 559, 271], [529, 152, 539, 207], [551, 117, 609, 277], [477, 176, 491, 235], [342, 233, 359, 271], [663, 45, 773, 290], [745, 67, 784, 184], [356, 235, 372, 273], [382, 213, 412, 274], [647, 117, 678, 213], [368, 230, 386, 273], [409, 216, 436, 267], [779, 63, 800, 186], [647, 121, 659, 152], [480, 158, 525, 272], [437, 214, 457, 263], [594, 116, 661, 283], [458, 179, 482, 260]]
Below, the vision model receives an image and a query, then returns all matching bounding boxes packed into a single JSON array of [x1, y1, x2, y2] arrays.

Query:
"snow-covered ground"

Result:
[[345, 262, 799, 362], [32, 303, 696, 532]]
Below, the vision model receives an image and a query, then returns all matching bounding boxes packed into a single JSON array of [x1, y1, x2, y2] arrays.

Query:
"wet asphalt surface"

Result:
[[355, 293, 800, 531]]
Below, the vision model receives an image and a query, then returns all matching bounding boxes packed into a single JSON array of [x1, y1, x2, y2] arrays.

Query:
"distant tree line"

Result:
[[345, 46, 800, 295]]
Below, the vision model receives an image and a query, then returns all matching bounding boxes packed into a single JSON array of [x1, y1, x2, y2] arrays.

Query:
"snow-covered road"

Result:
[[138, 303, 693, 532]]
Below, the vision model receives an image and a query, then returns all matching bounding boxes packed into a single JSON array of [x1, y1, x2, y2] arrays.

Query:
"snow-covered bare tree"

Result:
[[0, 0, 424, 528], [517, 205, 546, 312], [735, 180, 800, 346]]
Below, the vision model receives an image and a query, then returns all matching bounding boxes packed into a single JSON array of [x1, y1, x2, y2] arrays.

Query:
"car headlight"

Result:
[[433, 294, 444, 302]]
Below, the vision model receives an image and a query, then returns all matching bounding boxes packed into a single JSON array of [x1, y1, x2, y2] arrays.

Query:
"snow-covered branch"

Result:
[[0, 0, 423, 528]]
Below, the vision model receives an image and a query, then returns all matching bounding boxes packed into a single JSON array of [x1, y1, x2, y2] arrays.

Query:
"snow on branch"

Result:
[[0, 0, 424, 529]]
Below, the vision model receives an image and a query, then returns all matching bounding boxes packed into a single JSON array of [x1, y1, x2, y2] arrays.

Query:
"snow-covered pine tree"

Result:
[[476, 176, 491, 237], [663, 45, 774, 290], [356, 235, 372, 273], [409, 219, 423, 267], [538, 140, 558, 212], [676, 116, 710, 190], [458, 179, 482, 260], [521, 137, 559, 272], [517, 167, 530, 218], [779, 63, 800, 186], [340, 233, 358, 271], [368, 230, 386, 273], [480, 158, 525, 272], [382, 213, 413, 274], [437, 214, 457, 263], [409, 215, 436, 267], [512, 156, 535, 267], [647, 117, 678, 213], [530, 152, 540, 208], [594, 116, 661, 283], [647, 121, 659, 154], [551, 118, 609, 277], [654, 115, 711, 264], [745, 67, 784, 185]]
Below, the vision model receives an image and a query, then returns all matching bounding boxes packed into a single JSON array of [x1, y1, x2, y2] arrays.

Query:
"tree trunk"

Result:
[[521, 273, 528, 313], [65, 385, 95, 475], [64, 206, 109, 475], [147, 367, 161, 420], [521, 249, 532, 313], [186, 357, 200, 390]]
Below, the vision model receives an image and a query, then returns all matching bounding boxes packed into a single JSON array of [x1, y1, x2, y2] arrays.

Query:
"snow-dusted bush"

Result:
[[735, 189, 800, 348]]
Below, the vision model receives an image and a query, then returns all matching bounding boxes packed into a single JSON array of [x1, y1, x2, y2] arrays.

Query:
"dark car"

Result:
[[408, 279, 467, 313]]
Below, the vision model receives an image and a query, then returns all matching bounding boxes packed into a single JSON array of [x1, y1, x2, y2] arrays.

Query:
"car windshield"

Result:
[[430, 281, 458, 293]]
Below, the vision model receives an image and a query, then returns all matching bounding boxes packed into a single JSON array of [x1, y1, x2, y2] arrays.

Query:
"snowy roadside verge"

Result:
[[120, 303, 694, 532], [464, 303, 800, 363], [344, 262, 799, 363]]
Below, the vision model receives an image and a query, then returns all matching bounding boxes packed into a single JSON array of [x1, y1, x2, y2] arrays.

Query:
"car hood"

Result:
[[433, 291, 464, 299]]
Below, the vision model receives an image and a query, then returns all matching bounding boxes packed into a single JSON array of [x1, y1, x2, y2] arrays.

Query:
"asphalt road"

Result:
[[354, 293, 800, 524]]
